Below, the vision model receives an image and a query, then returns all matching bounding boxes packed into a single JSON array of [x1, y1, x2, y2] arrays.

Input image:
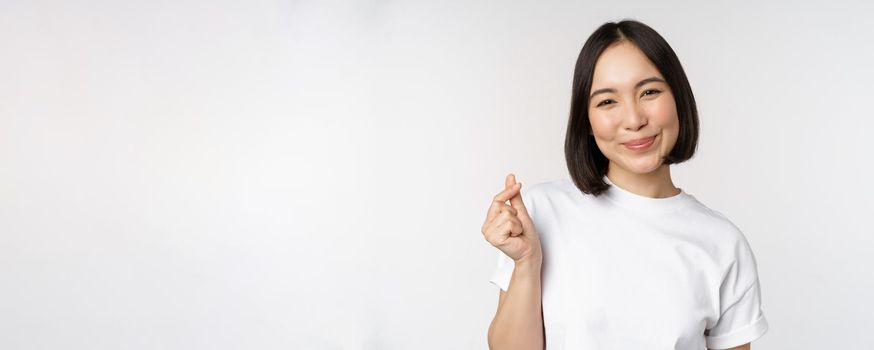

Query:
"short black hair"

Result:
[[564, 19, 699, 196]]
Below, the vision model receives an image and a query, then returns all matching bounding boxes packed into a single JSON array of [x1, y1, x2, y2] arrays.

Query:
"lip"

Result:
[[623, 135, 656, 151]]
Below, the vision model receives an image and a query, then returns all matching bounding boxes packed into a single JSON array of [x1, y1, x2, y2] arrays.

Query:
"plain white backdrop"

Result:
[[1, 0, 872, 349]]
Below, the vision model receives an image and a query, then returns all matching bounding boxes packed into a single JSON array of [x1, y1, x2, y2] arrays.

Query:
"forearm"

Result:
[[488, 259, 544, 350]]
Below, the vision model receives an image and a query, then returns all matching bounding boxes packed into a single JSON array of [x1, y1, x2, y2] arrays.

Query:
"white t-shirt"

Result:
[[489, 175, 769, 349]]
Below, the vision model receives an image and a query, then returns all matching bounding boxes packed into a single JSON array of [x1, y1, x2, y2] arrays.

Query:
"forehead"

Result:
[[591, 40, 663, 88]]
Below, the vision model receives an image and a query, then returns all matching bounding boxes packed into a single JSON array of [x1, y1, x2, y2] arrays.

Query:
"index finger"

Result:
[[509, 183, 530, 221], [487, 182, 521, 220]]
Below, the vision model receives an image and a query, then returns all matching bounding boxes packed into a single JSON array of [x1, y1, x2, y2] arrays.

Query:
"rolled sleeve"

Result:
[[488, 249, 515, 292], [705, 223, 770, 349], [705, 279, 769, 349]]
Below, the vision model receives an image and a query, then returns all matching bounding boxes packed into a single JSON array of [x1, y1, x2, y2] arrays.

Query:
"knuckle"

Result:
[[492, 192, 505, 202], [503, 220, 514, 229]]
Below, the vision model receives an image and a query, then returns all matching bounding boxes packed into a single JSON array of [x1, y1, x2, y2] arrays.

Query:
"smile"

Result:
[[623, 134, 657, 151]]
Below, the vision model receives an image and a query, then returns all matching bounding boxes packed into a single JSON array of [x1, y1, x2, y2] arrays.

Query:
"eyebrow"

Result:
[[589, 76, 666, 99]]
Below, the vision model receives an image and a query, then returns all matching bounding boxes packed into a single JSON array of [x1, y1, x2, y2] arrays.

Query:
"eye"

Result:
[[596, 99, 615, 107], [641, 89, 661, 97]]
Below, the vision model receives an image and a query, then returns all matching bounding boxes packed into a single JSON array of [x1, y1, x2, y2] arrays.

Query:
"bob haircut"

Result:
[[565, 19, 699, 196]]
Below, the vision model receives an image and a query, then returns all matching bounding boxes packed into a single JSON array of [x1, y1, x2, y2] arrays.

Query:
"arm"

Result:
[[487, 258, 544, 350]]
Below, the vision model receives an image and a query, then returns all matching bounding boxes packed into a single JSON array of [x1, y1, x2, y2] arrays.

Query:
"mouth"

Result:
[[622, 134, 657, 151]]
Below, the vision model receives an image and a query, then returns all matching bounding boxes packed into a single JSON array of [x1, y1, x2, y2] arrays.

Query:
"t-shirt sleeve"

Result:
[[486, 185, 536, 292], [488, 249, 515, 292], [704, 228, 769, 349]]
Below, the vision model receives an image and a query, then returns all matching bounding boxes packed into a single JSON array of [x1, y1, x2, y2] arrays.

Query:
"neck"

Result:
[[606, 163, 680, 199]]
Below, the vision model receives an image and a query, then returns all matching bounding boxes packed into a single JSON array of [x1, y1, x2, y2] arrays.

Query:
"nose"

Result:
[[622, 102, 648, 132]]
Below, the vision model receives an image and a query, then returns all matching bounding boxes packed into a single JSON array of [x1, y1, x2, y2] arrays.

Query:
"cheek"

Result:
[[645, 96, 680, 129], [646, 97, 680, 150], [588, 110, 618, 140]]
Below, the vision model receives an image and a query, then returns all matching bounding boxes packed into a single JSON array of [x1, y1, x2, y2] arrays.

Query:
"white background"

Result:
[[2, 0, 873, 349]]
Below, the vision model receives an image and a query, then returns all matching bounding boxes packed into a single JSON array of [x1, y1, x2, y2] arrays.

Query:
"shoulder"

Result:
[[516, 178, 564, 219], [520, 178, 564, 199], [519, 178, 579, 208], [684, 198, 760, 267], [520, 177, 586, 201], [694, 201, 749, 242]]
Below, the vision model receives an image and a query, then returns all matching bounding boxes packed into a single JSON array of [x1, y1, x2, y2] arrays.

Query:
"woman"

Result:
[[481, 20, 768, 350]]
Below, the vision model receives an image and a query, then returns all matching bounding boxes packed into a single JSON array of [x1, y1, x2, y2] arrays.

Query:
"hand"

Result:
[[481, 173, 542, 265]]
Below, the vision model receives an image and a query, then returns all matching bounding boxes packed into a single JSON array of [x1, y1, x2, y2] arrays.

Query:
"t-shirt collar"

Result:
[[602, 174, 694, 214]]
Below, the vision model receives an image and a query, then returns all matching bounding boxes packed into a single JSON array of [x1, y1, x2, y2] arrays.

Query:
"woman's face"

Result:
[[588, 40, 679, 175]]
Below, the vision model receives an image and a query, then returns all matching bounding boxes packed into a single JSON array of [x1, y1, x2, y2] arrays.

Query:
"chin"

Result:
[[619, 156, 665, 174]]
